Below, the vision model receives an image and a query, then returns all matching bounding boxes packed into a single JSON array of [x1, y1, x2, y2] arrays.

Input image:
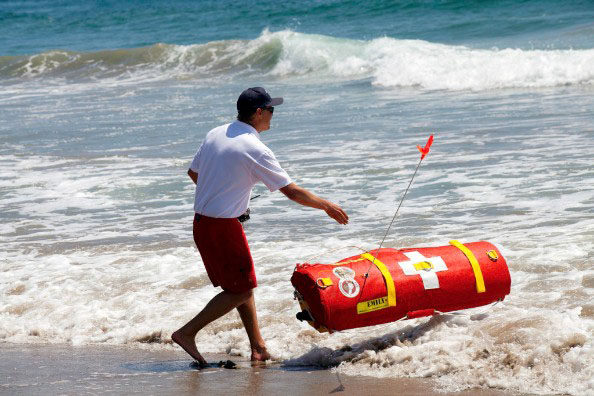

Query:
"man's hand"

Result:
[[280, 183, 348, 225], [323, 200, 349, 225]]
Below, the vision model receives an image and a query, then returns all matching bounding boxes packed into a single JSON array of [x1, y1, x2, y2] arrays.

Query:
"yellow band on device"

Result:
[[449, 240, 486, 293], [360, 253, 396, 307]]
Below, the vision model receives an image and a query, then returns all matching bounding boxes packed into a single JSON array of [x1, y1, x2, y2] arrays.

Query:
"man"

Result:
[[172, 87, 348, 365]]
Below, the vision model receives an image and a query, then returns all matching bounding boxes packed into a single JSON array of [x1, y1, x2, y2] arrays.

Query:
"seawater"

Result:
[[1, 1, 593, 395]]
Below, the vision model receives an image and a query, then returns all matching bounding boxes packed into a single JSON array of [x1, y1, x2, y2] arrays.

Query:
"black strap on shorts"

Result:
[[194, 211, 250, 223]]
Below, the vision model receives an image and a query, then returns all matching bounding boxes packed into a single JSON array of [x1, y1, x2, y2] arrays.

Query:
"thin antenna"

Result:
[[359, 135, 434, 295]]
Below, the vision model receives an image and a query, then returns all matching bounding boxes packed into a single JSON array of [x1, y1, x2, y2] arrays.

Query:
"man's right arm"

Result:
[[187, 169, 198, 185], [280, 182, 348, 225]]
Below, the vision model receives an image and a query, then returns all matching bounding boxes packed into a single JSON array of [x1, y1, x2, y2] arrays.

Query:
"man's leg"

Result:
[[236, 294, 270, 361], [172, 289, 252, 364]]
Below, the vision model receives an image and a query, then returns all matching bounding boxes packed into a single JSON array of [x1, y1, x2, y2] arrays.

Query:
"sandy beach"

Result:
[[0, 342, 526, 396]]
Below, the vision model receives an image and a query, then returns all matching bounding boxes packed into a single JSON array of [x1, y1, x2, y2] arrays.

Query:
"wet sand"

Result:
[[0, 343, 525, 395]]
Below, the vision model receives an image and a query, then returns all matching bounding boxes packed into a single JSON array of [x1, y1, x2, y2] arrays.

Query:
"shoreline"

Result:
[[0, 342, 525, 395]]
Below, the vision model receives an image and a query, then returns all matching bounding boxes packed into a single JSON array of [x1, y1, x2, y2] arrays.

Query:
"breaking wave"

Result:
[[1, 30, 594, 90]]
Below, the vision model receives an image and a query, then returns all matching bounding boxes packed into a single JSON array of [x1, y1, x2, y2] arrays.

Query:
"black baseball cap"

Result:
[[237, 87, 283, 112]]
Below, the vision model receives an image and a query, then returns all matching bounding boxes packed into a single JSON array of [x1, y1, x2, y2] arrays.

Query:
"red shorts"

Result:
[[193, 213, 257, 294]]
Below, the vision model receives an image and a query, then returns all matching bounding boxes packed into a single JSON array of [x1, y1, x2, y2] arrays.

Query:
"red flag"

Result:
[[417, 134, 434, 160]]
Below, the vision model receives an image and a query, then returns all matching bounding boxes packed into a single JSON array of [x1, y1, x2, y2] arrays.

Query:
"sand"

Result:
[[0, 343, 525, 396]]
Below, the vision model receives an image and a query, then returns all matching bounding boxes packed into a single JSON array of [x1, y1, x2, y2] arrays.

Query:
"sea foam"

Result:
[[2, 30, 593, 91]]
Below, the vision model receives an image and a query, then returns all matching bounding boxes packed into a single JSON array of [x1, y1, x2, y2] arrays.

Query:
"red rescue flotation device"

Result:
[[291, 240, 510, 332]]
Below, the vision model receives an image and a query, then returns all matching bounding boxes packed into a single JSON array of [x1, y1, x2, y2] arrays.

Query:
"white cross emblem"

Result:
[[398, 251, 448, 290]]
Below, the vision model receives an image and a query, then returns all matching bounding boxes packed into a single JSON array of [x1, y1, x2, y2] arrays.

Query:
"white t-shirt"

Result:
[[189, 120, 292, 218]]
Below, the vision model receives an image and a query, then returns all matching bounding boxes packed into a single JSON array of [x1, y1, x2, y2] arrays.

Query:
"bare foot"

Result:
[[172, 330, 207, 366], [251, 345, 271, 362]]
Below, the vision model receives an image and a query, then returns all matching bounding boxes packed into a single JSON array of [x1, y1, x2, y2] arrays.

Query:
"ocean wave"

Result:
[[1, 30, 594, 90]]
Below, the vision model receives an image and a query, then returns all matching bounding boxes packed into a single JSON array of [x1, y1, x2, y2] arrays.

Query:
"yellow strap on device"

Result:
[[360, 253, 396, 307], [449, 240, 486, 293]]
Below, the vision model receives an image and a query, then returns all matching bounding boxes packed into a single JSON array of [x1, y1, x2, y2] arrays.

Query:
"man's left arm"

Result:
[[280, 183, 348, 225], [187, 169, 198, 185]]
